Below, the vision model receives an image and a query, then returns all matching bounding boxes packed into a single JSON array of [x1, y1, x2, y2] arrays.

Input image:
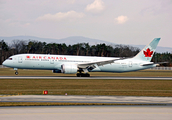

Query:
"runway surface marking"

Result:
[[1, 95, 172, 105]]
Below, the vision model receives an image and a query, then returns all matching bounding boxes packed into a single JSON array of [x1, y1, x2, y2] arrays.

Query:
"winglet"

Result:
[[133, 38, 160, 62]]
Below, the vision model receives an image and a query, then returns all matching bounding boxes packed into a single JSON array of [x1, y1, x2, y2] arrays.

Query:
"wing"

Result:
[[77, 58, 122, 69]]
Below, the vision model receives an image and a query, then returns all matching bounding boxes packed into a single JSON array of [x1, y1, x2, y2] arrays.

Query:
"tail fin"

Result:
[[133, 38, 160, 62]]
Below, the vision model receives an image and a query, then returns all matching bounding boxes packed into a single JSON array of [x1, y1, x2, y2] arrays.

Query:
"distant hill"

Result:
[[0, 36, 112, 45], [0, 36, 171, 53]]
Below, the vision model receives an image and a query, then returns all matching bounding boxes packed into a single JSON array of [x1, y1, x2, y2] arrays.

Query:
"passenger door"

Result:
[[50, 59, 54, 64], [128, 61, 132, 67], [18, 56, 23, 63]]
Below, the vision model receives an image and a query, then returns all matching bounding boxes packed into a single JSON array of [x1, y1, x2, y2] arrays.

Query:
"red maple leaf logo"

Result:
[[143, 48, 153, 57]]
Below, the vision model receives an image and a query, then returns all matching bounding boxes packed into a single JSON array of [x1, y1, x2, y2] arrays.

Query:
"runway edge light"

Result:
[[43, 90, 48, 95]]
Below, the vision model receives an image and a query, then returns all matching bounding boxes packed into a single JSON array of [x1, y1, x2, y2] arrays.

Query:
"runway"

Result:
[[1, 95, 172, 105], [0, 76, 172, 80], [0, 106, 172, 120], [1, 96, 172, 119]]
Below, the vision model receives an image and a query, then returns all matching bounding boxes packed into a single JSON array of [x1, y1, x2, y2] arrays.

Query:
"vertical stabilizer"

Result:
[[133, 38, 160, 62]]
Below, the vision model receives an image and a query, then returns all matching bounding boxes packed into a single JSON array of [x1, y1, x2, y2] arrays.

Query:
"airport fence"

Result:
[[149, 67, 172, 70]]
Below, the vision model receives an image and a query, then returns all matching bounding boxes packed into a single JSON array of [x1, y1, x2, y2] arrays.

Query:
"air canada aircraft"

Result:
[[3, 38, 160, 77]]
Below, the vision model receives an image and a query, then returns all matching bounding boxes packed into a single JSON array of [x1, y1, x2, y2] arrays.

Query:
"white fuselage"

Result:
[[2, 54, 155, 73]]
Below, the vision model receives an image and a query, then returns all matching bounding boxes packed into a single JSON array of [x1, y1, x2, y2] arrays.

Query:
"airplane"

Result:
[[2, 38, 160, 77]]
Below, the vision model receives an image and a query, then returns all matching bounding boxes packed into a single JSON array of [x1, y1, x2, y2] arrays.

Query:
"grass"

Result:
[[0, 79, 172, 97]]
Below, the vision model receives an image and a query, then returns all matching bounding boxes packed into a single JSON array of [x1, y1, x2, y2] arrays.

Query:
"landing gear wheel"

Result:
[[15, 71, 18, 75], [76, 73, 90, 77], [77, 73, 81, 77]]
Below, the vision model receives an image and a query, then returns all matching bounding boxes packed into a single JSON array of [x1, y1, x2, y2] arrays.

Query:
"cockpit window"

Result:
[[8, 58, 12, 60]]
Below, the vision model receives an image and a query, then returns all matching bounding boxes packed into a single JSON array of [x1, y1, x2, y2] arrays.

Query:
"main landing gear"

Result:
[[76, 73, 90, 77], [76, 69, 90, 77], [14, 68, 18, 75]]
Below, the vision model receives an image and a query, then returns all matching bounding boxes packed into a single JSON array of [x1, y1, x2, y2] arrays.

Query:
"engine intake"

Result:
[[61, 64, 78, 74]]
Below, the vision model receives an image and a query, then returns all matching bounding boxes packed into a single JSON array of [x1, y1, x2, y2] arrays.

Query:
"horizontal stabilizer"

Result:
[[140, 63, 154, 66]]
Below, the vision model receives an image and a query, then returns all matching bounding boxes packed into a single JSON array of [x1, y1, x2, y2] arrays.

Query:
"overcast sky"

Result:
[[0, 0, 172, 47]]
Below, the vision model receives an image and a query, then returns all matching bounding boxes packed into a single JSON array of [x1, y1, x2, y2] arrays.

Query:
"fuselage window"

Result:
[[8, 58, 12, 60]]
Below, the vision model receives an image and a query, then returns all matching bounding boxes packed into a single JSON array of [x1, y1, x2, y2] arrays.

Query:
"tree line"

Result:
[[0, 39, 172, 66]]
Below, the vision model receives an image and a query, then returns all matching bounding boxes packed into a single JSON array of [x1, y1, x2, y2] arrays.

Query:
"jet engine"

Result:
[[61, 64, 78, 74]]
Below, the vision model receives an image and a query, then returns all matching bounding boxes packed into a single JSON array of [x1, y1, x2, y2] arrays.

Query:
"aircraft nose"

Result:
[[2, 60, 7, 66]]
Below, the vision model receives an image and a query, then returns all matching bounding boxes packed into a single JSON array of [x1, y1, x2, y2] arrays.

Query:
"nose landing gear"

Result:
[[14, 68, 18, 75]]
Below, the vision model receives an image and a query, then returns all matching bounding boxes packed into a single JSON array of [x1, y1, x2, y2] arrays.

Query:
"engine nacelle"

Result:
[[61, 64, 78, 74]]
